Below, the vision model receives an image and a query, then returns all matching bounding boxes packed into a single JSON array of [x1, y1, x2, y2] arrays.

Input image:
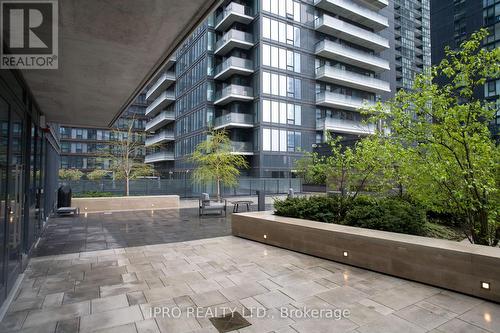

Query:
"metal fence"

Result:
[[61, 178, 303, 198]]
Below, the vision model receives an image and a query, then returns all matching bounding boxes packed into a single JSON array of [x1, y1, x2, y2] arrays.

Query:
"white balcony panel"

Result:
[[214, 57, 254, 80], [145, 131, 174, 146], [145, 151, 175, 163], [354, 0, 388, 9], [230, 141, 253, 155], [215, 2, 253, 31], [214, 85, 254, 106], [215, 29, 254, 55], [314, 0, 388, 31], [315, 40, 389, 73], [214, 113, 254, 130], [315, 14, 389, 51], [145, 91, 175, 117], [317, 117, 375, 135], [146, 71, 175, 102], [316, 91, 375, 111], [145, 111, 175, 132], [316, 65, 390, 94]]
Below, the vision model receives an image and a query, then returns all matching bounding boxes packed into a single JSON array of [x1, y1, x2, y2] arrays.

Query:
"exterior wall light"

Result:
[[481, 282, 490, 290], [343, 251, 348, 257], [263, 234, 267, 239]]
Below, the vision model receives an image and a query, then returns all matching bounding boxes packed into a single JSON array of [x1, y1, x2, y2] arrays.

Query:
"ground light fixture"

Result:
[[481, 281, 490, 290]]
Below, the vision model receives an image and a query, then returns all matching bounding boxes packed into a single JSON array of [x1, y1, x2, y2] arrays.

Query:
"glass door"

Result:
[[6, 104, 24, 287], [0, 97, 8, 303]]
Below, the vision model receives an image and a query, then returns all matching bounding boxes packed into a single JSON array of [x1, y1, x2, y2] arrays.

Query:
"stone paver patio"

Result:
[[1, 236, 499, 333]]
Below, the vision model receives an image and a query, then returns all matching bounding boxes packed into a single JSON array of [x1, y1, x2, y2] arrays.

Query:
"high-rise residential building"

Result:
[[431, 0, 500, 140], [59, 93, 149, 172], [393, 0, 431, 91], [145, 0, 394, 178]]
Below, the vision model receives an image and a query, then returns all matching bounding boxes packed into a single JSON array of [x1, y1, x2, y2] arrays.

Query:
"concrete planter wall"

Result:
[[72, 195, 179, 213], [232, 211, 500, 303]]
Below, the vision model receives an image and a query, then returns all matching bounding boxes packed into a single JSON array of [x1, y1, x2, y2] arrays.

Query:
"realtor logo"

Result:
[[1, 0, 58, 69]]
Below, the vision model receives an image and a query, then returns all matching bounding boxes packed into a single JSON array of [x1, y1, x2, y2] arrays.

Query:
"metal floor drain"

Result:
[[209, 311, 251, 333]]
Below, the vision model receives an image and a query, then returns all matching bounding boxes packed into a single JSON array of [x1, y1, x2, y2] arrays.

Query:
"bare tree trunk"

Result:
[[126, 177, 130, 196], [216, 178, 221, 202]]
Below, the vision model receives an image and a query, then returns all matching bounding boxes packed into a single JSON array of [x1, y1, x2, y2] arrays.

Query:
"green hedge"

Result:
[[274, 195, 427, 236], [73, 191, 115, 198]]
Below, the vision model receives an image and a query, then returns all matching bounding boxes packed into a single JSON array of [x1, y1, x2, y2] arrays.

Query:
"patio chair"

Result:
[[199, 193, 227, 216]]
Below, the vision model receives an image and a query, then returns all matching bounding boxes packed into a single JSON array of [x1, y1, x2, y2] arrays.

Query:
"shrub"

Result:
[[343, 197, 427, 236], [275, 195, 427, 236], [73, 191, 115, 198]]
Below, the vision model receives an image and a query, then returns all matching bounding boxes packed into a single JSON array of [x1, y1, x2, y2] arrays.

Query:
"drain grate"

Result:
[[209, 311, 251, 333]]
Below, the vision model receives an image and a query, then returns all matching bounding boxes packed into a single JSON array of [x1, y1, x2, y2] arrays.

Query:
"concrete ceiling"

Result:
[[20, 0, 219, 127]]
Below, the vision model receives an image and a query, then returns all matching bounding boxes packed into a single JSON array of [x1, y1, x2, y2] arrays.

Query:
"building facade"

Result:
[[145, 0, 396, 178], [0, 70, 60, 306], [59, 93, 148, 172], [431, 0, 500, 140]]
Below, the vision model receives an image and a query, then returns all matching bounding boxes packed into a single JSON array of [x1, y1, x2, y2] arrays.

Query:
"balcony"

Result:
[[144, 151, 175, 163], [230, 141, 253, 155], [214, 29, 253, 56], [146, 71, 175, 102], [214, 113, 254, 130], [145, 111, 175, 132], [214, 57, 254, 80], [214, 85, 254, 106], [315, 14, 389, 52], [145, 91, 175, 117], [317, 117, 376, 135], [316, 91, 375, 111], [215, 2, 253, 32], [315, 40, 389, 73], [314, 0, 388, 31], [315, 65, 390, 94], [355, 0, 388, 9], [145, 130, 174, 146]]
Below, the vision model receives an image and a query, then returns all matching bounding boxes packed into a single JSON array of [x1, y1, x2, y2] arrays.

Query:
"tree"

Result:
[[98, 116, 152, 196], [190, 129, 248, 201], [87, 169, 108, 181], [364, 29, 500, 245], [59, 169, 83, 181]]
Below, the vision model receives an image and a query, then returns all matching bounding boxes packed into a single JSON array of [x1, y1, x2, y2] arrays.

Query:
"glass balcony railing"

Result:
[[315, 65, 390, 93], [314, 0, 388, 31], [145, 151, 175, 163], [316, 91, 375, 111], [315, 40, 389, 72], [215, 2, 253, 31], [145, 91, 175, 116], [145, 111, 175, 132], [215, 29, 254, 55], [146, 71, 175, 101], [214, 85, 254, 105], [315, 14, 389, 51], [214, 113, 254, 129], [214, 57, 254, 80], [145, 130, 174, 146], [317, 117, 376, 135], [231, 141, 253, 154]]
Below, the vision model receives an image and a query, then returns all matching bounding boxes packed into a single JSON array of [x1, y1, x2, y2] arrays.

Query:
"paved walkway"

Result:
[[2, 236, 499, 333], [31, 208, 233, 257]]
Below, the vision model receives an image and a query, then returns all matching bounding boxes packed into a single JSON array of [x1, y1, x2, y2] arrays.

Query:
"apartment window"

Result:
[[263, 128, 271, 151], [262, 0, 301, 22], [262, 43, 300, 73], [262, 16, 300, 47], [262, 99, 301, 125], [263, 71, 301, 99]]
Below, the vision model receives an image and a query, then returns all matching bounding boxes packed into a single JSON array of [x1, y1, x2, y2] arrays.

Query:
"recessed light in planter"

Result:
[[343, 251, 348, 257], [481, 281, 490, 290]]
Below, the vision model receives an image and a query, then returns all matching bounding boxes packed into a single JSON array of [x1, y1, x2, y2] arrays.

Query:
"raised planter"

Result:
[[72, 195, 179, 213], [232, 211, 500, 303]]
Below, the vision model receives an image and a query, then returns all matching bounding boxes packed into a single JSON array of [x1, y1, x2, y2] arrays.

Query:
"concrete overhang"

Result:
[[19, 0, 219, 127]]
